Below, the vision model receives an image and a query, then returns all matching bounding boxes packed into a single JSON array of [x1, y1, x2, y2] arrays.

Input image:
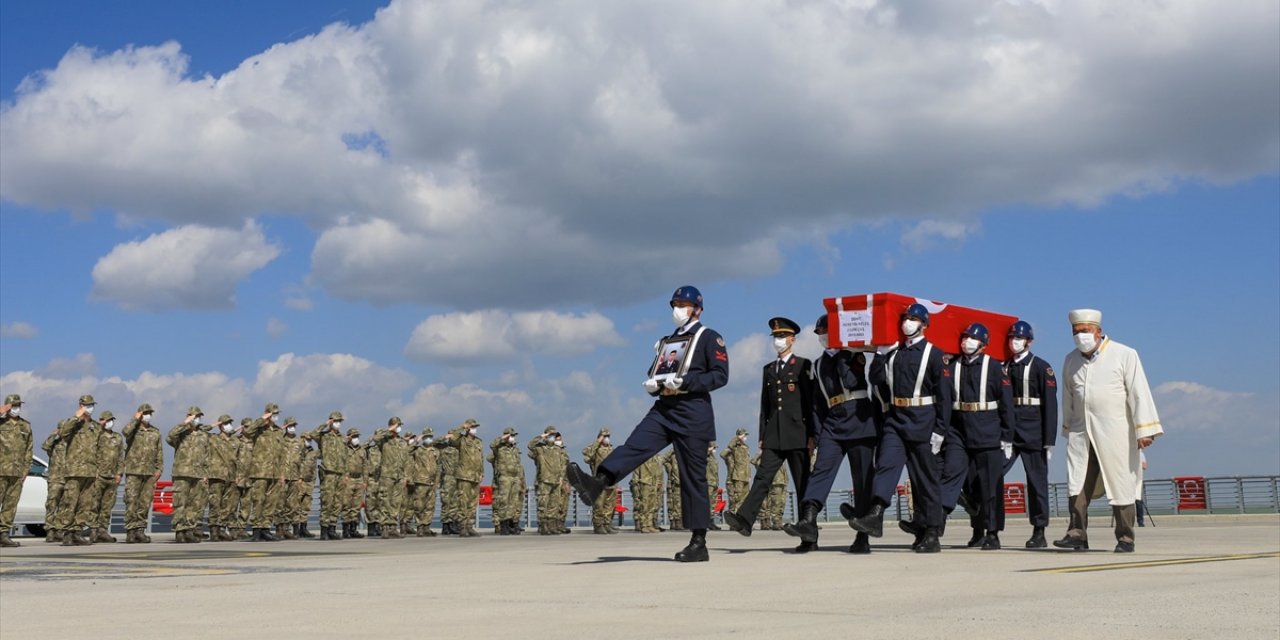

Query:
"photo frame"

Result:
[[648, 334, 695, 382]]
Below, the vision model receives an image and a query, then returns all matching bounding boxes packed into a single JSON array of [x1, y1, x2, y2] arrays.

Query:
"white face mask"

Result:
[[739, 434, 747, 442], [901, 320, 922, 337], [1074, 332, 1098, 354], [672, 305, 692, 327], [392, 425, 400, 434], [104, 420, 115, 431], [425, 438, 433, 445], [467, 427, 476, 436], [286, 426, 296, 435], [772, 336, 790, 354], [84, 405, 96, 414], [271, 412, 280, 421], [191, 416, 202, 426], [1009, 338, 1028, 355], [8, 407, 20, 417], [350, 437, 361, 446], [961, 338, 982, 355], [602, 437, 610, 445], [222, 424, 234, 434], [141, 414, 152, 423], [554, 439, 563, 447], [332, 421, 343, 431]]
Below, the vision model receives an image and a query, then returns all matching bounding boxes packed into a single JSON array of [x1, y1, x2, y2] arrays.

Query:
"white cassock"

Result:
[[1061, 337, 1163, 506]]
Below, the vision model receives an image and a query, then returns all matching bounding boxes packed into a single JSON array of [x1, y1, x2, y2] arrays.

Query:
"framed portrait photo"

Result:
[[648, 334, 695, 382]]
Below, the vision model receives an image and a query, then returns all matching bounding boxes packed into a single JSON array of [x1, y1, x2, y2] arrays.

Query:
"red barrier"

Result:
[[713, 487, 726, 514], [151, 480, 174, 516], [478, 485, 493, 506], [1003, 483, 1027, 514], [614, 488, 628, 513], [1174, 476, 1207, 511]]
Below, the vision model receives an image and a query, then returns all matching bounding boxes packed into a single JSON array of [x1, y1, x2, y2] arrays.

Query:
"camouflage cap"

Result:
[[422, 428, 434, 437], [328, 410, 344, 421], [301, 433, 313, 442], [240, 418, 254, 427], [187, 405, 204, 416], [79, 394, 96, 405], [388, 416, 403, 426], [543, 426, 558, 435], [502, 427, 517, 436], [217, 414, 233, 425], [463, 418, 479, 427], [265, 403, 280, 414], [283, 416, 298, 426], [99, 410, 115, 421], [735, 428, 749, 436], [598, 428, 611, 437], [346, 428, 360, 437], [4, 394, 21, 405], [137, 403, 154, 413]]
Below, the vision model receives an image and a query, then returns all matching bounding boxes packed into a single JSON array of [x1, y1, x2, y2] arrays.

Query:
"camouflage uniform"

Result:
[[707, 444, 722, 528], [54, 397, 103, 545], [41, 429, 66, 540], [528, 428, 569, 534], [434, 427, 462, 534], [443, 420, 484, 537], [168, 407, 211, 543], [405, 429, 439, 537], [245, 404, 286, 540], [232, 422, 255, 539], [663, 449, 684, 531], [277, 419, 306, 539], [489, 428, 524, 535], [372, 419, 410, 537], [0, 395, 33, 547], [721, 430, 752, 514], [309, 412, 348, 538], [88, 412, 125, 542], [295, 439, 318, 537], [342, 430, 368, 537], [755, 452, 790, 530], [122, 404, 164, 543], [582, 429, 617, 534], [629, 453, 663, 533], [206, 416, 239, 541], [363, 437, 384, 532]]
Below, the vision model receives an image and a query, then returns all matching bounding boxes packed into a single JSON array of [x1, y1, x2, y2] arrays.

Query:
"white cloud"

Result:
[[35, 353, 98, 378], [900, 219, 982, 253], [1153, 381, 1271, 434], [0, 321, 38, 338], [1, 0, 1273, 308], [404, 309, 625, 364], [284, 296, 313, 311], [266, 317, 288, 338], [91, 221, 281, 310], [251, 353, 415, 421]]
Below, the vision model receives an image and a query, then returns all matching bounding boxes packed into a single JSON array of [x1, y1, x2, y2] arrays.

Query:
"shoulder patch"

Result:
[[716, 336, 726, 348], [1045, 367, 1055, 378]]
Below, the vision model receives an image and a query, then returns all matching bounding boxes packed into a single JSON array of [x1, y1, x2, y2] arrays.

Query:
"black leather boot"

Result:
[[849, 532, 871, 554], [981, 532, 1001, 550], [783, 501, 822, 543], [915, 528, 941, 553], [1025, 527, 1047, 549], [967, 528, 985, 548], [565, 462, 608, 506], [723, 511, 752, 537], [675, 531, 709, 563], [850, 503, 885, 538], [349, 522, 365, 538]]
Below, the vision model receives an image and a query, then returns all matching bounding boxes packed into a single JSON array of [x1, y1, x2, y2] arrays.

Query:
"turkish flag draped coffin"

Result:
[[823, 292, 1019, 360]]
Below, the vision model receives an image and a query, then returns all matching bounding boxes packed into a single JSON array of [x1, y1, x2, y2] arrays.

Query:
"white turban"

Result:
[[1068, 309, 1102, 326]]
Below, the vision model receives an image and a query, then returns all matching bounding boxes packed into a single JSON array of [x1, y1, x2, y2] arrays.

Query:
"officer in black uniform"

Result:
[[946, 323, 1016, 550], [849, 303, 952, 553], [784, 314, 880, 554], [1002, 320, 1058, 548], [724, 317, 815, 545], [567, 286, 729, 562]]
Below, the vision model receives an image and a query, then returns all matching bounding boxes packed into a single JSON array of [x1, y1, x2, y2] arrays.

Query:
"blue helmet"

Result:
[[902, 303, 930, 326], [1009, 320, 1034, 340], [963, 323, 990, 345], [814, 314, 829, 333], [670, 285, 703, 309]]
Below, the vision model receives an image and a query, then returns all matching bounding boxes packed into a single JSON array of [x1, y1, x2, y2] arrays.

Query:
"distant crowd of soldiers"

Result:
[[0, 394, 788, 547]]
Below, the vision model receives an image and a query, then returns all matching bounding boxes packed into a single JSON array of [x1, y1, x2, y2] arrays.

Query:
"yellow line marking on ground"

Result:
[[1030, 551, 1280, 574]]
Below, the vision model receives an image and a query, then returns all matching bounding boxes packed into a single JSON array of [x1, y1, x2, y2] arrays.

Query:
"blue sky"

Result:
[[2, 0, 1277, 483]]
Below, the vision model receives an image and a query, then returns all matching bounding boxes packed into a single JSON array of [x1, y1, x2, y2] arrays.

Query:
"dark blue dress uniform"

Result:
[[597, 319, 729, 531], [948, 354, 1016, 536], [730, 349, 815, 528], [866, 336, 953, 532], [802, 349, 879, 517], [1003, 351, 1058, 530]]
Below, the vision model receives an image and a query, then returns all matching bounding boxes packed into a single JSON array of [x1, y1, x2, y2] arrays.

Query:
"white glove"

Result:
[[1045, 446, 1053, 461], [929, 433, 944, 455], [643, 378, 660, 393], [663, 376, 684, 391], [1001, 441, 1013, 460]]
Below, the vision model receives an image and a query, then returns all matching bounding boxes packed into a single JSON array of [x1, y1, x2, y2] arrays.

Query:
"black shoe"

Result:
[[915, 530, 941, 553], [348, 523, 365, 539], [899, 519, 923, 536], [910, 532, 924, 551], [850, 504, 884, 538], [298, 524, 316, 539], [369, 523, 382, 537], [722, 511, 752, 537], [784, 502, 822, 543], [565, 462, 606, 506], [981, 533, 1001, 550], [1052, 535, 1089, 551], [674, 537, 709, 563], [1025, 527, 1047, 549], [1114, 541, 1135, 553], [259, 528, 278, 542], [967, 529, 985, 548], [707, 523, 723, 531], [848, 532, 871, 554], [319, 525, 332, 540], [793, 540, 819, 554], [838, 502, 855, 521]]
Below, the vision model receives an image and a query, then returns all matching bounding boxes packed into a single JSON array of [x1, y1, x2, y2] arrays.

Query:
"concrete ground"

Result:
[[2, 515, 1277, 639]]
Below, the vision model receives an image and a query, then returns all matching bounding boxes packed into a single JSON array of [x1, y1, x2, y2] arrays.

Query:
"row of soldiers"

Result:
[[0, 393, 786, 547]]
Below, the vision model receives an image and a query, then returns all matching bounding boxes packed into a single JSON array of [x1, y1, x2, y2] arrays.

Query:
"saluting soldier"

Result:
[[122, 403, 163, 544], [294, 432, 319, 538], [787, 314, 881, 554], [341, 428, 368, 539], [310, 411, 348, 541], [433, 426, 461, 535], [276, 417, 305, 540], [245, 403, 286, 542], [54, 395, 102, 546], [489, 427, 524, 535], [88, 411, 125, 543], [851, 304, 953, 553], [0, 395, 33, 548], [443, 419, 484, 537], [168, 406, 211, 544], [231, 418, 255, 540], [372, 417, 410, 538], [1003, 320, 1059, 548], [662, 448, 683, 531], [406, 428, 440, 537], [630, 453, 664, 533], [528, 427, 567, 535], [725, 317, 815, 540], [721, 430, 751, 515], [206, 415, 239, 541], [582, 428, 618, 534], [41, 427, 67, 542]]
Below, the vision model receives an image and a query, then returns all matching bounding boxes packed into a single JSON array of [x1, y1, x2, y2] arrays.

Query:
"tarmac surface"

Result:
[[2, 515, 1278, 639]]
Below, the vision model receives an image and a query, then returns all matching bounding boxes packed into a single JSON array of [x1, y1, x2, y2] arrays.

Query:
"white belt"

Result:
[[1014, 398, 1041, 406], [828, 390, 869, 408], [892, 396, 934, 407], [954, 401, 998, 412]]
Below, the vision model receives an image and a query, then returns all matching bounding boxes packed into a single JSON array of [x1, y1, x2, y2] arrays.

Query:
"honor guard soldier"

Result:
[[245, 403, 286, 542], [490, 427, 525, 535], [568, 285, 729, 562], [168, 406, 211, 543], [54, 395, 102, 546], [0, 395, 33, 548], [724, 317, 815, 544], [1003, 320, 1058, 548], [786, 314, 880, 554], [850, 304, 953, 553], [310, 411, 349, 541], [582, 429, 619, 534], [207, 415, 239, 541], [341, 428, 368, 538], [720, 429, 751, 515]]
